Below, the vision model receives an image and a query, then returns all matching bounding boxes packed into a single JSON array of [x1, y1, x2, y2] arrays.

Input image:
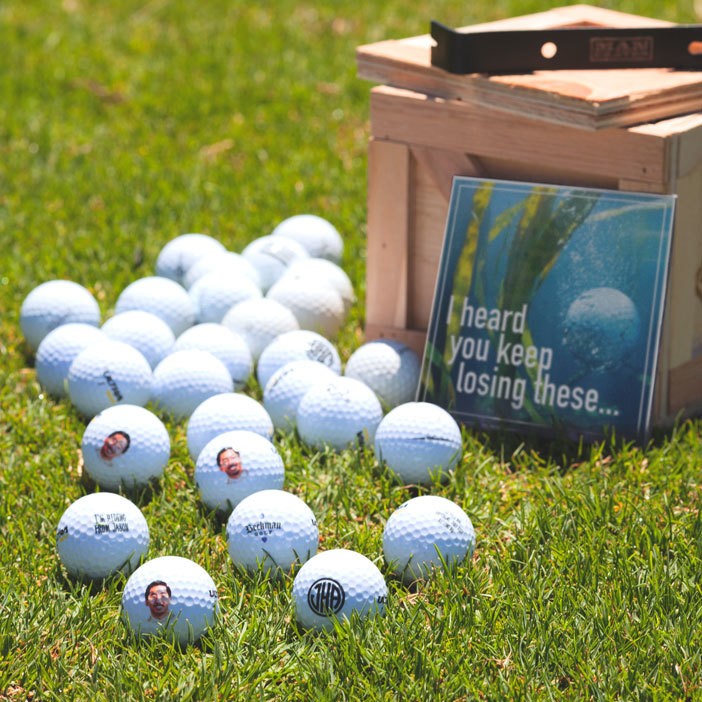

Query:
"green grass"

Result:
[[1, 0, 702, 699]]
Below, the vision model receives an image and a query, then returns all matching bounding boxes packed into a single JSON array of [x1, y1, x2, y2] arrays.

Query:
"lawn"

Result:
[[1, 1, 701, 700]]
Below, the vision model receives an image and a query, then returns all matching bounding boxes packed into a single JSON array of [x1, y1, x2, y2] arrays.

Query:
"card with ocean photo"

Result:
[[418, 176, 676, 441]]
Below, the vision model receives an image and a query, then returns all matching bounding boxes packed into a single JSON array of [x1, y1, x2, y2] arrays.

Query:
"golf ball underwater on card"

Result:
[[382, 495, 476, 583], [121, 555, 218, 645], [56, 492, 149, 580], [82, 404, 171, 490], [374, 402, 463, 484], [226, 489, 318, 574], [194, 429, 285, 514], [292, 549, 387, 631]]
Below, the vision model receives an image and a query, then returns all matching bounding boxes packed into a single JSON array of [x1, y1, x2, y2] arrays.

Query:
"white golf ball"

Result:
[[344, 339, 421, 410], [20, 280, 101, 352], [35, 323, 108, 398], [56, 492, 149, 580], [67, 340, 153, 419], [266, 276, 345, 339], [221, 298, 299, 361], [292, 549, 387, 631], [282, 257, 354, 313], [186, 392, 274, 461], [272, 214, 344, 263], [121, 555, 219, 645], [183, 250, 261, 290], [263, 360, 338, 432], [374, 402, 463, 484], [101, 310, 176, 369], [81, 405, 171, 490], [194, 430, 284, 514], [115, 276, 195, 336], [382, 495, 476, 583], [174, 323, 253, 389], [155, 233, 226, 285], [241, 235, 309, 292], [257, 329, 341, 389], [226, 489, 318, 574], [152, 349, 233, 420], [189, 270, 262, 324], [296, 376, 383, 451]]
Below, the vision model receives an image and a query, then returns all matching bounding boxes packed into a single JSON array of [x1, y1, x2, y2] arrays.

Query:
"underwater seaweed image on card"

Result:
[[418, 176, 675, 442]]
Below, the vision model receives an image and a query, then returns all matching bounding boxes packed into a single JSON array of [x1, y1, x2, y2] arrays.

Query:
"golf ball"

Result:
[[256, 329, 341, 389], [374, 402, 463, 484], [194, 429, 285, 514], [115, 276, 195, 336], [101, 310, 176, 369], [271, 214, 344, 263], [56, 492, 149, 580], [186, 392, 274, 461], [189, 270, 262, 324], [81, 405, 171, 490], [151, 349, 233, 420], [173, 323, 253, 389], [67, 340, 153, 419], [226, 489, 318, 574], [183, 250, 261, 290], [263, 360, 338, 432], [20, 279, 101, 352], [344, 339, 421, 410], [155, 233, 226, 285], [121, 555, 219, 645], [292, 549, 387, 631], [297, 376, 383, 451], [281, 257, 354, 313], [35, 323, 107, 398], [382, 496, 475, 583], [241, 235, 309, 292]]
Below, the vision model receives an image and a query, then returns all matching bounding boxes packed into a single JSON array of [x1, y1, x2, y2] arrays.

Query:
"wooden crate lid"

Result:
[[356, 4, 702, 129]]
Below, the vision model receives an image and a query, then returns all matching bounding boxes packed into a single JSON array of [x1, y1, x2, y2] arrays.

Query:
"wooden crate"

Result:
[[357, 5, 702, 425]]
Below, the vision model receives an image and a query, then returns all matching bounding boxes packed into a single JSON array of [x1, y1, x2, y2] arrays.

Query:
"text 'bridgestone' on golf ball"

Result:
[[20, 279, 101, 352], [374, 402, 463, 485], [344, 339, 421, 410], [82, 405, 171, 490], [152, 349, 233, 420], [226, 489, 318, 574], [186, 392, 274, 461], [271, 214, 344, 263], [297, 376, 383, 451], [194, 430, 284, 514], [382, 496, 476, 583], [292, 549, 387, 631], [56, 492, 149, 580], [256, 329, 341, 390], [101, 310, 176, 369], [121, 556, 218, 645], [67, 340, 153, 419], [155, 233, 226, 285]]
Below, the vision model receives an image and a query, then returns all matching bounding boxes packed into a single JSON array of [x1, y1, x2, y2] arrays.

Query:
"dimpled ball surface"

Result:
[[271, 214, 344, 263], [263, 360, 338, 432], [281, 258, 354, 313], [189, 271, 262, 324], [241, 235, 309, 292], [174, 323, 253, 389], [292, 549, 387, 631], [383, 495, 475, 583], [226, 489, 318, 574], [155, 233, 226, 285], [152, 349, 233, 420], [374, 402, 463, 485], [187, 392, 274, 461], [101, 310, 176, 369], [257, 329, 341, 389], [35, 323, 108, 398], [344, 339, 421, 410], [82, 404, 171, 490], [20, 279, 101, 352], [183, 250, 261, 291], [67, 340, 153, 419], [221, 298, 299, 361], [297, 376, 383, 451], [121, 555, 218, 645], [194, 429, 284, 514], [56, 492, 149, 580], [115, 276, 195, 336]]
